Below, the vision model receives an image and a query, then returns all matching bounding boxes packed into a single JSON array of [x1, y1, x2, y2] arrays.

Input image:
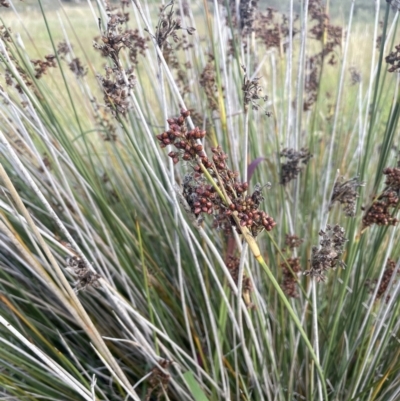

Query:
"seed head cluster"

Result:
[[157, 110, 276, 236], [68, 58, 87, 78], [388, 0, 400, 12], [330, 176, 364, 217], [126, 29, 149, 66], [362, 192, 399, 228], [239, 0, 259, 36], [280, 233, 303, 297], [226, 256, 254, 307], [31, 55, 57, 79], [200, 54, 220, 112], [57, 40, 71, 58], [97, 66, 135, 117], [284, 233, 304, 250], [145, 359, 172, 401], [1, 26, 34, 94], [56, 41, 87, 77], [93, 10, 147, 67], [383, 166, 400, 190], [153, 2, 195, 49], [362, 166, 400, 228], [366, 258, 400, 303], [305, 225, 347, 282], [66, 255, 101, 291], [93, 9, 143, 117], [242, 65, 268, 111], [91, 99, 117, 141], [385, 44, 400, 73], [281, 257, 302, 298], [280, 147, 312, 185], [254, 8, 299, 53], [162, 33, 193, 97], [93, 13, 131, 65], [349, 66, 362, 85], [303, 0, 342, 110]]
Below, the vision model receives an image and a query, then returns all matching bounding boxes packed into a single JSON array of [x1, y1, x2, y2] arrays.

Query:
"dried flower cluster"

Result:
[[385, 44, 400, 73], [162, 33, 193, 97], [226, 256, 254, 307], [66, 255, 101, 291], [0, 25, 11, 42], [303, 56, 320, 111], [254, 8, 298, 53], [281, 257, 302, 298], [0, 0, 10, 7], [362, 191, 399, 228], [68, 58, 87, 78], [93, 13, 130, 65], [31, 55, 57, 79], [280, 148, 312, 185], [153, 2, 195, 49], [92, 7, 149, 117], [349, 66, 361, 85], [305, 225, 347, 282], [97, 66, 135, 117], [57, 41, 71, 58], [145, 359, 172, 401], [1, 31, 33, 94], [280, 233, 303, 297], [302, 0, 342, 110], [366, 258, 400, 303], [199, 55, 220, 112], [150, 3, 194, 97], [239, 0, 259, 35], [362, 166, 400, 228], [56, 41, 87, 77], [388, 0, 400, 12], [308, 0, 342, 62], [91, 98, 117, 141], [38, 154, 52, 173], [125, 29, 148, 66], [383, 166, 400, 190], [284, 233, 304, 250], [157, 110, 276, 236], [242, 65, 268, 111], [330, 176, 364, 217]]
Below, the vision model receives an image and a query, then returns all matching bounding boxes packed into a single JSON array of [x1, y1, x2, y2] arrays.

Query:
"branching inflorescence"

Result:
[[305, 225, 347, 282], [66, 255, 101, 291], [156, 110, 276, 237], [280, 147, 312, 185], [280, 234, 304, 298], [242, 65, 268, 112], [362, 166, 400, 228], [93, 6, 144, 117], [366, 258, 400, 303], [385, 44, 400, 73], [330, 176, 365, 217]]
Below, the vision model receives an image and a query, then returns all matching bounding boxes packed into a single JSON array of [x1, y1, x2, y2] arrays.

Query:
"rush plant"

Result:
[[0, 1, 400, 400]]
